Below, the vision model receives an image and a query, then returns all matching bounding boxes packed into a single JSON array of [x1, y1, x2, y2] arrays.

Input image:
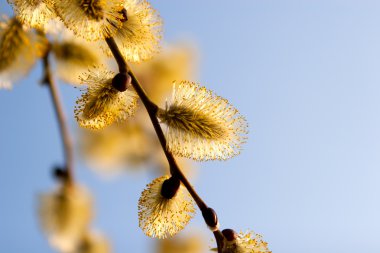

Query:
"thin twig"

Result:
[[41, 45, 75, 186], [106, 37, 224, 252]]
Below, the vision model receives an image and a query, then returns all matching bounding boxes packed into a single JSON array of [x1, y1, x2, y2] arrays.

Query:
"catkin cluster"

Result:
[[1, 1, 270, 252]]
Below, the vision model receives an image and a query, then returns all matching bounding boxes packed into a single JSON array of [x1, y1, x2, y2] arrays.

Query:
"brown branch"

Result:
[[105, 37, 224, 252], [41, 45, 75, 186]]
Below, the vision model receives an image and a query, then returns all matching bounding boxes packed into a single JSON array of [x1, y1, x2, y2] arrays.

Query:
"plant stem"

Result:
[[41, 46, 74, 186], [106, 37, 224, 252]]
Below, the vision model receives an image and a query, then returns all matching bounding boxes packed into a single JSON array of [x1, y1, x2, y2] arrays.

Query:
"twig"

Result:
[[41, 44, 75, 186], [105, 37, 224, 252]]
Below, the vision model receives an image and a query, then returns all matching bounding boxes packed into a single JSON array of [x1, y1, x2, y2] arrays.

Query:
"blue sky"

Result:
[[1, 1, 380, 252]]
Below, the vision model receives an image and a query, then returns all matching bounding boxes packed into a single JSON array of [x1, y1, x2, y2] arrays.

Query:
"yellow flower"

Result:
[[51, 40, 103, 85], [38, 184, 93, 253], [75, 67, 138, 130], [0, 17, 42, 89], [138, 175, 195, 239], [158, 81, 248, 161], [103, 0, 162, 62], [8, 0, 57, 30], [220, 230, 271, 253], [53, 0, 123, 41], [75, 231, 111, 253]]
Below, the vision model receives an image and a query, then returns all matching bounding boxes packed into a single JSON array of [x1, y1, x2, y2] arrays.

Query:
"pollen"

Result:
[[74, 67, 138, 130], [138, 175, 195, 239], [158, 81, 248, 161]]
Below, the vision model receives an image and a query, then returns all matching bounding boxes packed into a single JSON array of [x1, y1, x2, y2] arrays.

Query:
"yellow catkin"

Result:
[[138, 175, 195, 239], [0, 17, 42, 89], [157, 233, 206, 253], [74, 67, 138, 130], [38, 184, 93, 253], [53, 41, 98, 66], [222, 231, 271, 253], [51, 40, 102, 85], [102, 0, 162, 62], [75, 231, 111, 253], [53, 0, 123, 41], [0, 17, 30, 71], [158, 81, 248, 161], [131, 44, 198, 104], [80, 122, 152, 172], [9, 0, 57, 30]]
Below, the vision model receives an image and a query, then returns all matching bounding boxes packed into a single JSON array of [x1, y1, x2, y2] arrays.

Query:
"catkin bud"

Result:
[[75, 67, 138, 130], [202, 208, 219, 231], [138, 175, 195, 239], [112, 73, 131, 92], [222, 229, 238, 241], [160, 177, 181, 199]]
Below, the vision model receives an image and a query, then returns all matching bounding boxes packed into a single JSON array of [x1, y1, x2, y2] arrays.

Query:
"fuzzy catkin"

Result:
[[158, 81, 248, 161]]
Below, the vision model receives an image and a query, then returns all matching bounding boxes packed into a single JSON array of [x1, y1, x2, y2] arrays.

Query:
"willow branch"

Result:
[[105, 37, 224, 252], [41, 46, 75, 186]]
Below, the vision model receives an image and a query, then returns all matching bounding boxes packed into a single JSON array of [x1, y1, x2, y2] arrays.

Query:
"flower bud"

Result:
[[138, 175, 195, 239], [112, 73, 131, 92], [222, 229, 238, 242], [202, 207, 219, 231], [161, 177, 180, 199]]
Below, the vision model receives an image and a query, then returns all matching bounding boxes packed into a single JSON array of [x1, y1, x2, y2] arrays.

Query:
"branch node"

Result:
[[52, 166, 69, 182]]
